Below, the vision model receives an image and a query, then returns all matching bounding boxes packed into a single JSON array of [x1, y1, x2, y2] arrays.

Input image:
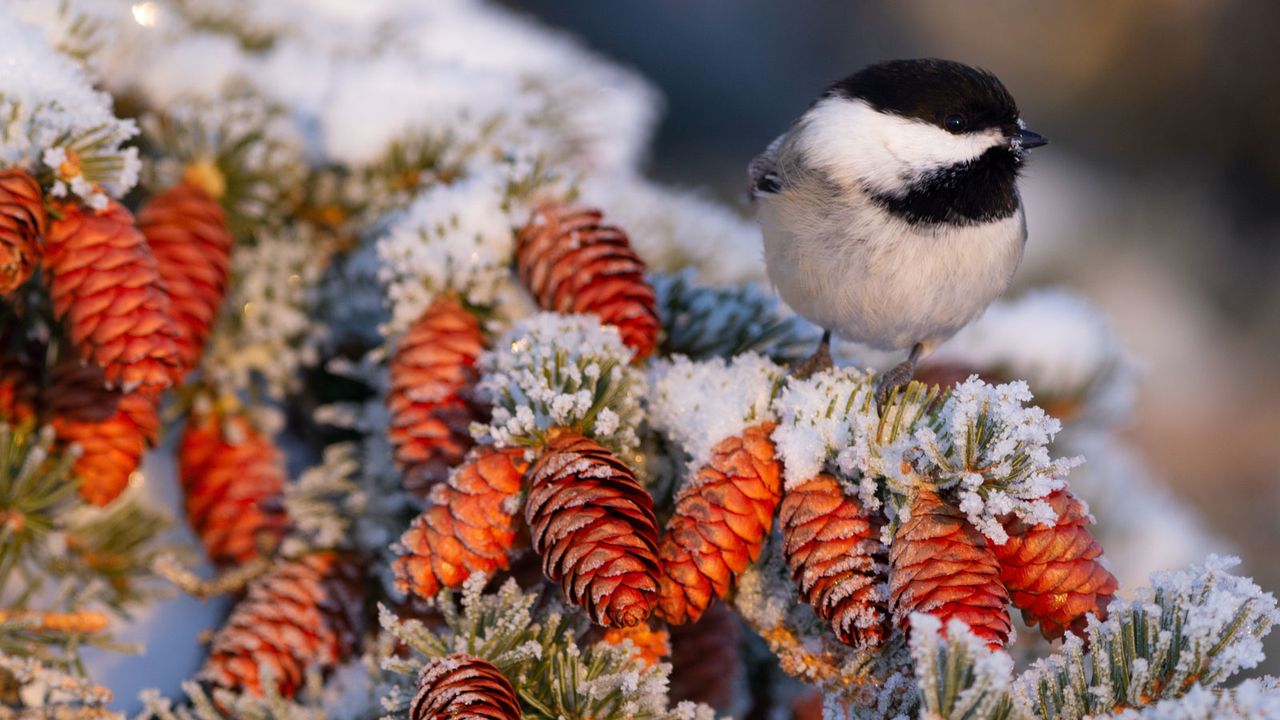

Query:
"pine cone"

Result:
[[0, 356, 37, 423], [779, 473, 888, 648], [0, 169, 46, 294], [993, 489, 1117, 640], [516, 204, 659, 360], [179, 409, 289, 566], [43, 200, 180, 392], [201, 552, 365, 698], [42, 362, 159, 506], [138, 181, 233, 377], [410, 654, 520, 720], [668, 601, 743, 712], [601, 624, 670, 667], [393, 446, 528, 599], [889, 487, 1011, 648], [657, 422, 782, 624], [525, 431, 660, 627], [388, 295, 487, 496]]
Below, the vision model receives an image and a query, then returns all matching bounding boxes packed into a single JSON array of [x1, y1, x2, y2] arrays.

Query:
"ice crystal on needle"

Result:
[[474, 313, 644, 454]]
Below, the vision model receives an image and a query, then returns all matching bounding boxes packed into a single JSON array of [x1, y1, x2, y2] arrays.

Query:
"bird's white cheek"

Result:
[[798, 98, 1003, 196]]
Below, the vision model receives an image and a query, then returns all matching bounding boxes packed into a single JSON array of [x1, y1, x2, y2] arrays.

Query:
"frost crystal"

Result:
[[909, 614, 1016, 720], [377, 170, 516, 334], [771, 367, 874, 489], [647, 353, 784, 470], [475, 313, 644, 454]]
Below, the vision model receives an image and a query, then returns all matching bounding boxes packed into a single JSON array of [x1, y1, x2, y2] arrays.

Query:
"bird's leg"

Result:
[[791, 330, 833, 379], [875, 342, 924, 407]]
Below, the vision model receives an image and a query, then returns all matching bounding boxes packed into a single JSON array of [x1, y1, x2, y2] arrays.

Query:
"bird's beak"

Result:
[[1012, 127, 1047, 150]]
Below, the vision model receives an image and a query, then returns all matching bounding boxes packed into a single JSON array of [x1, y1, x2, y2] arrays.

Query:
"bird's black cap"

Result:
[[826, 59, 1020, 133]]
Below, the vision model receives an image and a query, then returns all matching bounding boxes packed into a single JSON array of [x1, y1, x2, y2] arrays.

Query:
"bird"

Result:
[[749, 58, 1046, 404]]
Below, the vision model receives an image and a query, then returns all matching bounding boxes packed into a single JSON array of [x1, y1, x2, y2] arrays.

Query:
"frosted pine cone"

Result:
[[889, 487, 1011, 647], [44, 200, 180, 392], [0, 169, 46, 294], [525, 431, 661, 627], [657, 422, 782, 624], [668, 602, 744, 712], [201, 552, 365, 698], [993, 489, 1117, 640], [779, 473, 889, 649], [42, 362, 159, 506], [179, 409, 289, 566], [516, 204, 660, 360], [410, 654, 520, 720], [393, 446, 528, 599], [138, 181, 234, 377], [388, 295, 487, 495]]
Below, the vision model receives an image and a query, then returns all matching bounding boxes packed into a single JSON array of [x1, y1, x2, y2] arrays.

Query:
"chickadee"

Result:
[[750, 59, 1046, 402]]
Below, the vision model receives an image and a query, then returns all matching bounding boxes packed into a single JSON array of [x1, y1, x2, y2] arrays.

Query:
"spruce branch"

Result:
[[908, 614, 1022, 720]]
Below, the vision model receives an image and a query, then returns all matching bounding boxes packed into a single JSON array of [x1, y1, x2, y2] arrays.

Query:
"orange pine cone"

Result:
[[0, 169, 46, 294], [992, 489, 1117, 640], [525, 431, 661, 628], [42, 362, 159, 506], [516, 204, 659, 360], [657, 422, 782, 624], [889, 487, 1011, 648], [43, 200, 180, 393], [410, 654, 520, 720], [388, 295, 487, 496], [668, 601, 744, 712], [393, 445, 528, 599], [179, 409, 289, 566], [0, 355, 38, 423], [201, 552, 365, 698], [779, 473, 889, 649], [138, 181, 233, 377]]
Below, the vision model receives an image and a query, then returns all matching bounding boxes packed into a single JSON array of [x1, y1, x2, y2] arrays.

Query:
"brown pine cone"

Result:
[[43, 200, 180, 392], [388, 295, 487, 496], [393, 445, 528, 599], [889, 487, 1011, 648], [138, 181, 233, 377], [201, 552, 365, 698], [525, 431, 660, 627], [779, 473, 889, 649], [42, 361, 159, 506], [179, 409, 289, 566], [657, 422, 782, 624], [516, 204, 660, 361], [410, 654, 520, 720], [0, 169, 46, 294], [668, 601, 744, 712], [0, 355, 38, 423], [993, 489, 1117, 640]]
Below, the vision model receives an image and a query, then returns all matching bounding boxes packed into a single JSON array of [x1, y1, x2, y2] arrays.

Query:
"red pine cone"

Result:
[[993, 489, 1117, 640], [0, 169, 46, 294], [138, 181, 233, 377], [179, 409, 289, 566], [0, 356, 37, 423], [516, 204, 659, 360], [201, 552, 365, 698], [657, 422, 782, 624], [43, 200, 180, 393], [388, 295, 487, 496], [42, 362, 159, 506], [393, 445, 528, 599], [668, 601, 743, 712], [889, 487, 1011, 648], [779, 473, 889, 649], [525, 431, 661, 628], [410, 654, 520, 720]]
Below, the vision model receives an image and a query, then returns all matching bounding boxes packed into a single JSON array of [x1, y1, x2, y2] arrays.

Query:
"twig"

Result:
[[151, 554, 272, 601], [0, 610, 109, 635]]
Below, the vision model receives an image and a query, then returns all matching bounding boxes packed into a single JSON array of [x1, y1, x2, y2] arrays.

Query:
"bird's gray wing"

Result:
[[748, 133, 786, 198]]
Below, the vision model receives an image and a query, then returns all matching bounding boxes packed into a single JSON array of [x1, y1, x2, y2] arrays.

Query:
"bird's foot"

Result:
[[791, 331, 833, 380], [875, 359, 917, 408]]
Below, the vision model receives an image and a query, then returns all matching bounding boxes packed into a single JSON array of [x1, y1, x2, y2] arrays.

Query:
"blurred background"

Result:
[[504, 0, 1280, 667]]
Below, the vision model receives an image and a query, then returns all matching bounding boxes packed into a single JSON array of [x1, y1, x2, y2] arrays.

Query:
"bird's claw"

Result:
[[875, 359, 916, 408], [791, 341, 833, 380]]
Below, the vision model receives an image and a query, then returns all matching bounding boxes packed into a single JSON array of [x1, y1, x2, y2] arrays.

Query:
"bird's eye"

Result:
[[944, 114, 967, 133]]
